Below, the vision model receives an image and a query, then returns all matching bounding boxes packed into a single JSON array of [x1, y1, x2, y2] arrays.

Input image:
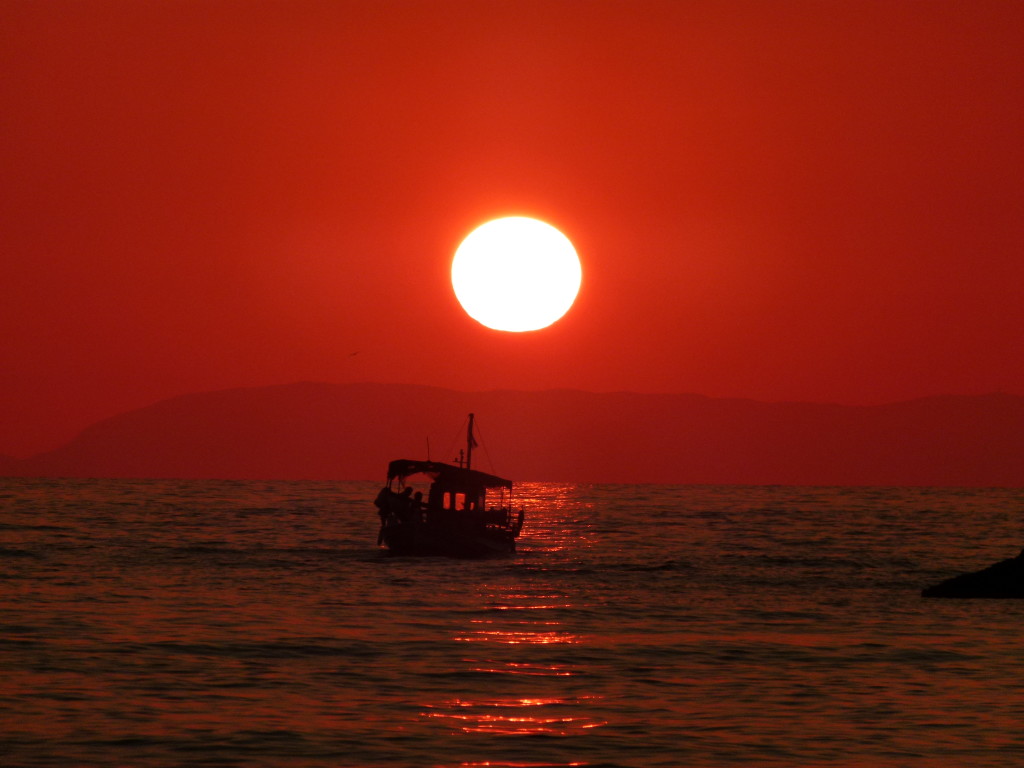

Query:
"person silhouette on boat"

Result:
[[412, 491, 426, 522], [373, 486, 390, 525], [396, 487, 414, 520]]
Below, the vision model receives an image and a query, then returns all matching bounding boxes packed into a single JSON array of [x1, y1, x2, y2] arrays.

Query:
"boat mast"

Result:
[[466, 412, 475, 471]]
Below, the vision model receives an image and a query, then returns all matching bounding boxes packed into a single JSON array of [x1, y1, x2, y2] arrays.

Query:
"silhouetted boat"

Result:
[[373, 413, 524, 557]]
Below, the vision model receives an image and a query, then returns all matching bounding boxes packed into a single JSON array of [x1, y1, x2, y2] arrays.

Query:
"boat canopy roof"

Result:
[[387, 459, 512, 491]]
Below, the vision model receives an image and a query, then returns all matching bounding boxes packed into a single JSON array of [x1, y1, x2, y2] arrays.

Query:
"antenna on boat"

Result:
[[467, 412, 476, 471]]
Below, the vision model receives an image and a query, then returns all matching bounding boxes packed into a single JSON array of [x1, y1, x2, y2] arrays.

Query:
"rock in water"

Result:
[[922, 549, 1024, 598]]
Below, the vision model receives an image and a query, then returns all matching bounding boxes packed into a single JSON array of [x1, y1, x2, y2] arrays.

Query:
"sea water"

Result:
[[2, 478, 1024, 767]]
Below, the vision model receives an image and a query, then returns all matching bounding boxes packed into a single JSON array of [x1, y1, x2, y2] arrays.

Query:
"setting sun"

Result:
[[451, 217, 582, 332]]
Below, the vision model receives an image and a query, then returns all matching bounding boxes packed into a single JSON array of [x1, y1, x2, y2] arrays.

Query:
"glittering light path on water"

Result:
[[420, 485, 608, 752]]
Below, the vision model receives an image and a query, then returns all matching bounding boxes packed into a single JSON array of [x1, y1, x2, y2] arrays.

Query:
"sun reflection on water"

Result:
[[463, 659, 576, 677], [423, 694, 605, 736], [455, 618, 581, 645], [457, 762, 589, 767], [420, 485, 605, 751]]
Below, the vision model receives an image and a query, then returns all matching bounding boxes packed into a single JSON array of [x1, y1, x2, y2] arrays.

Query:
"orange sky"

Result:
[[3, 0, 1023, 457]]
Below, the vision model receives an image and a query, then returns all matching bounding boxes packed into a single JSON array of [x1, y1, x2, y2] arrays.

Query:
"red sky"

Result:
[[3, 0, 1023, 457]]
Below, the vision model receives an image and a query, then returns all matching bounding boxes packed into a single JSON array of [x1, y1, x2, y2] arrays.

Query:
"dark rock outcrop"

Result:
[[922, 550, 1024, 598]]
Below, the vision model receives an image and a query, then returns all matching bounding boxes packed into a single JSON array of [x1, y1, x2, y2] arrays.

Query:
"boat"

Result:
[[373, 413, 524, 557]]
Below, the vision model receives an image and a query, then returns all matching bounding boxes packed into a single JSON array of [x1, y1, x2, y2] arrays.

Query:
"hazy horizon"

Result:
[[5, 378, 1023, 461], [4, 382, 1021, 488]]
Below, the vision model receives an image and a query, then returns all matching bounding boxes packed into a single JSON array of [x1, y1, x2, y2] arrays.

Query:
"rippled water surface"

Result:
[[3, 479, 1024, 767]]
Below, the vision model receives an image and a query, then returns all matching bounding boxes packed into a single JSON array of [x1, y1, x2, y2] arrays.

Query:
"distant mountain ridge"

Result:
[[0, 453, 18, 477], [4, 383, 1023, 487]]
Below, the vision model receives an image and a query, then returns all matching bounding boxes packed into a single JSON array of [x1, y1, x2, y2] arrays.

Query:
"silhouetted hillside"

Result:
[[6, 383, 1023, 486], [0, 454, 18, 477]]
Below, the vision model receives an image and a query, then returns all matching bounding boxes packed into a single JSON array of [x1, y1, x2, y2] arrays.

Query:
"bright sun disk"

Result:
[[451, 217, 581, 332]]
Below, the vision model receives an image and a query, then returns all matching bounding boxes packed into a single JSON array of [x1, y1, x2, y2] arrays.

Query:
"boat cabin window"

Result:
[[388, 466, 510, 513], [444, 491, 481, 511]]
